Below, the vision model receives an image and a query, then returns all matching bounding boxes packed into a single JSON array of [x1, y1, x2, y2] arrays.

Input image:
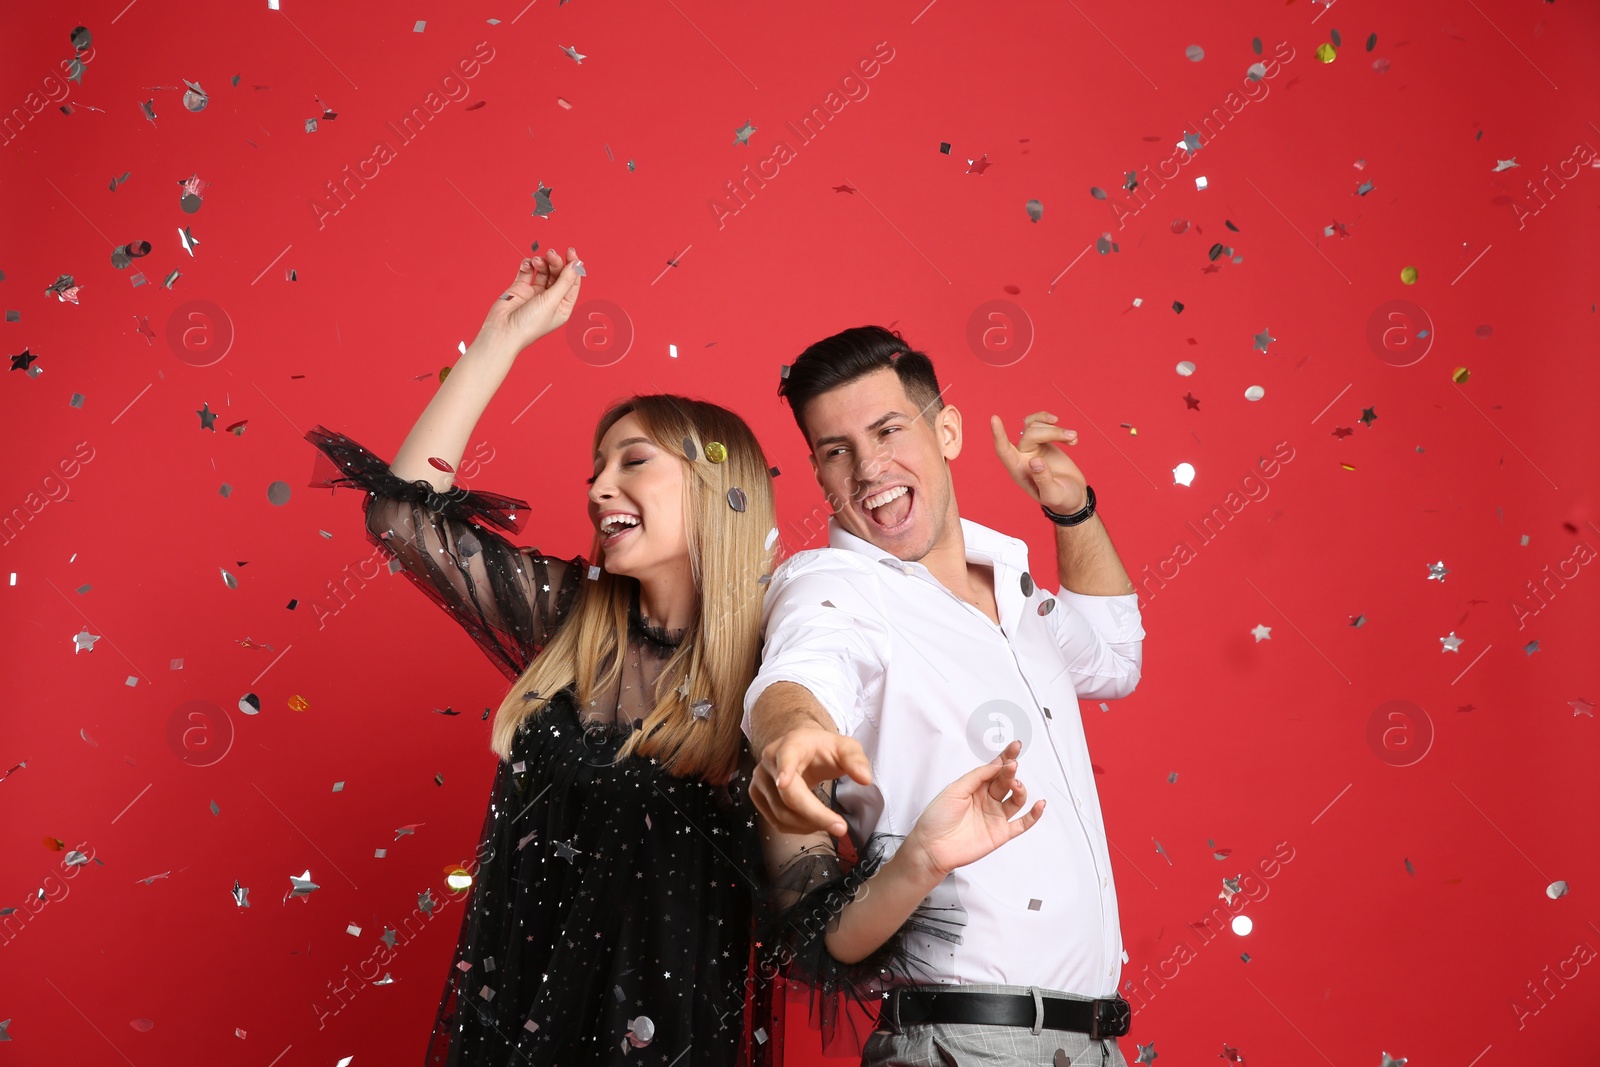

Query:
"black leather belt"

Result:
[[878, 989, 1131, 1039]]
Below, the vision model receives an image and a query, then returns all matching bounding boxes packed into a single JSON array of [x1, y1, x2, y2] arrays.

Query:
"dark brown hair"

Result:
[[778, 325, 943, 444]]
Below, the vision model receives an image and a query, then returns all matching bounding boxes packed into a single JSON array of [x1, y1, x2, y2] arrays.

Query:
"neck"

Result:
[[915, 502, 975, 594], [636, 560, 697, 632]]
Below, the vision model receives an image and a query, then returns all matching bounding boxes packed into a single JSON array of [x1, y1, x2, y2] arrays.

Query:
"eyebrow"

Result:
[[593, 436, 653, 460], [812, 411, 912, 451]]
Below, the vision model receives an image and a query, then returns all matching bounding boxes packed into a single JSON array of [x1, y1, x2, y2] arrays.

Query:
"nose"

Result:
[[588, 469, 616, 508]]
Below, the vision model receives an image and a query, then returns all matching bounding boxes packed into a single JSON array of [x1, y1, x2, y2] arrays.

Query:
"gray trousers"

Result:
[[861, 984, 1130, 1067]]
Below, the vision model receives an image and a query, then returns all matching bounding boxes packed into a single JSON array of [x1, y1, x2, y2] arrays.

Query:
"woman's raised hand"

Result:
[[902, 740, 1045, 881], [473, 246, 584, 356]]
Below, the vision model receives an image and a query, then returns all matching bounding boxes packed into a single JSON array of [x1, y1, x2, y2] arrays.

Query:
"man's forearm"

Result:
[[1053, 513, 1135, 596], [750, 681, 837, 755]]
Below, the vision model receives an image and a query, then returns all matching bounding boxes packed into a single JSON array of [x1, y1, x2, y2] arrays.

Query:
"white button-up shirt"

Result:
[[743, 516, 1145, 995]]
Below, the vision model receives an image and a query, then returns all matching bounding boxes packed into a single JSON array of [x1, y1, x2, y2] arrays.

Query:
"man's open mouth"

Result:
[[862, 485, 913, 529]]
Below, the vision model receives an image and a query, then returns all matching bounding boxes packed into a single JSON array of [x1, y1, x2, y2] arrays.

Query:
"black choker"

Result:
[[628, 593, 686, 653]]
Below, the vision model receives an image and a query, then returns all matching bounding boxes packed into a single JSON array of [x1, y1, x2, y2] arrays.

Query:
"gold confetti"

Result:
[[1400, 266, 1418, 285], [1340, 463, 1356, 471], [1452, 366, 1470, 383], [704, 441, 728, 463], [1316, 43, 1337, 63], [288, 694, 310, 711]]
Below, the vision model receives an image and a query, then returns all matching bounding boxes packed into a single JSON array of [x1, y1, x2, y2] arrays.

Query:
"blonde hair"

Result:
[[488, 395, 777, 783]]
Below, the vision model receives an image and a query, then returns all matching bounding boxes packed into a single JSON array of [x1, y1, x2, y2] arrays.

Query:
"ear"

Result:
[[940, 404, 963, 461]]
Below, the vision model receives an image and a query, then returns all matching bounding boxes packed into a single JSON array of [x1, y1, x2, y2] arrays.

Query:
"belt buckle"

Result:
[[1089, 996, 1130, 1040]]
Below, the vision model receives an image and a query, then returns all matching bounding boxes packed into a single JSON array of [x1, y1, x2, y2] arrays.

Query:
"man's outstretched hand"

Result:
[[750, 726, 873, 837]]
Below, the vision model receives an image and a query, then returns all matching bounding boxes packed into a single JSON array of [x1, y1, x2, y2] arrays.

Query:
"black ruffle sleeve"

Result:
[[754, 827, 966, 1063], [304, 425, 584, 680]]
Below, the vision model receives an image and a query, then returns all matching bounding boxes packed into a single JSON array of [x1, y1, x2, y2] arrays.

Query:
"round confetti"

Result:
[[1025, 199, 1043, 222], [1020, 572, 1034, 597], [1037, 598, 1056, 616], [726, 487, 747, 512], [439, 365, 452, 383], [239, 693, 261, 716], [1315, 42, 1337, 63], [1184, 44, 1205, 62], [266, 480, 292, 506], [1474, 324, 1492, 338], [180, 192, 203, 214], [627, 1016, 655, 1048], [1170, 219, 1190, 234], [1400, 266, 1418, 285], [764, 527, 779, 550], [1176, 360, 1196, 376], [1452, 366, 1470, 384], [1372, 58, 1391, 74], [704, 441, 728, 463], [1231, 914, 1253, 935], [1003, 284, 1022, 294], [1244, 385, 1264, 401], [71, 26, 92, 51], [183, 86, 208, 112], [681, 436, 698, 462], [1547, 880, 1569, 899], [428, 456, 455, 472], [1089, 187, 1107, 200]]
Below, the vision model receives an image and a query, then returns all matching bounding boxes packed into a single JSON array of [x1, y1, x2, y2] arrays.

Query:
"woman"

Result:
[[306, 249, 1045, 1066]]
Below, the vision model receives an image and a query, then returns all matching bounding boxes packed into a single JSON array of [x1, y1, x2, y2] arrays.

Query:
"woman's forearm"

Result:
[[390, 337, 521, 490], [823, 843, 944, 966]]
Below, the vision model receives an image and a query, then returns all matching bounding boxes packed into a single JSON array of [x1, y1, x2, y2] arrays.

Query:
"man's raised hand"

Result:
[[989, 410, 1087, 515]]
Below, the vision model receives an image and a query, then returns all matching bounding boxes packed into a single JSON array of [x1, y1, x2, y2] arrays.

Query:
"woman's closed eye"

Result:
[[585, 458, 646, 485]]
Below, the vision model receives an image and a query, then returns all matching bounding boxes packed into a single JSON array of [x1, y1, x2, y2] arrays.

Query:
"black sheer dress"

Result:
[[304, 426, 776, 1067]]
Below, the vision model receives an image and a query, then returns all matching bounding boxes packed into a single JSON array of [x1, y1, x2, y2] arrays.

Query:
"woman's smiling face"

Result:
[[587, 412, 689, 578]]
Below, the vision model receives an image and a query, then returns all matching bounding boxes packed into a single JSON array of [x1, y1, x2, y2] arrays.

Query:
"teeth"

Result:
[[863, 486, 908, 510], [601, 515, 640, 535]]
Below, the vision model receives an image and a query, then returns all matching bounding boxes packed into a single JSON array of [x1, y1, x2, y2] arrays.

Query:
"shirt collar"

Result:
[[825, 514, 1030, 574]]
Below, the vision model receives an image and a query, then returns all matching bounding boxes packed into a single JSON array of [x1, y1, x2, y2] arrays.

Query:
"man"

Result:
[[742, 326, 1145, 1066]]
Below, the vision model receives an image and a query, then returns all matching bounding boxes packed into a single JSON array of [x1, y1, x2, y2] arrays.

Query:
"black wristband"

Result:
[[1041, 485, 1096, 527]]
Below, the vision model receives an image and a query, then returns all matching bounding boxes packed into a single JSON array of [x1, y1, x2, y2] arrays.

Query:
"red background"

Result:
[[3, 0, 1598, 1064]]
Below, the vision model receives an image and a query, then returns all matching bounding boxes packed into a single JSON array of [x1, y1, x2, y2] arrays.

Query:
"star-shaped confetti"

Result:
[[73, 629, 100, 653], [1440, 632, 1463, 653], [1253, 329, 1276, 353], [1523, 640, 1540, 655], [733, 121, 756, 146], [382, 927, 398, 948], [134, 316, 156, 344], [531, 182, 555, 217], [833, 183, 856, 193], [419, 888, 436, 914], [1219, 875, 1241, 903], [1492, 158, 1520, 172], [560, 44, 587, 63], [1360, 406, 1378, 426], [554, 840, 580, 860], [10, 348, 37, 371], [1571, 698, 1595, 718], [1350, 614, 1366, 627], [285, 870, 319, 902], [179, 226, 200, 256], [1331, 426, 1353, 439], [966, 153, 992, 175], [1427, 561, 1448, 583], [1219, 1044, 1244, 1065], [1183, 392, 1201, 410], [197, 402, 218, 430], [1250, 624, 1272, 642], [1379, 1055, 1406, 1067], [232, 880, 250, 907], [1137, 1041, 1159, 1065]]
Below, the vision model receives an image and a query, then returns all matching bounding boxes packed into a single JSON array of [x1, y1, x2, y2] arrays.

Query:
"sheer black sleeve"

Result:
[[304, 425, 585, 681], [753, 791, 965, 1063]]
